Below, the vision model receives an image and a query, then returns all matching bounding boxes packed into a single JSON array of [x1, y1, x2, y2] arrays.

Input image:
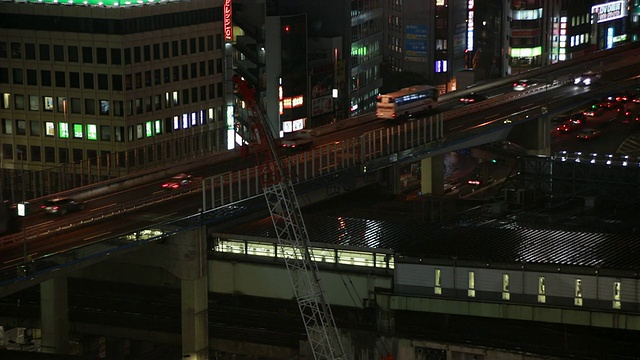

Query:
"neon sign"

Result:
[[224, 0, 233, 42]]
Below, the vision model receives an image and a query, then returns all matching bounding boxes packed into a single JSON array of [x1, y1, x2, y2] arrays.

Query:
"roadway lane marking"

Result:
[[85, 232, 112, 241], [151, 213, 178, 222], [28, 220, 53, 229], [91, 203, 117, 212]]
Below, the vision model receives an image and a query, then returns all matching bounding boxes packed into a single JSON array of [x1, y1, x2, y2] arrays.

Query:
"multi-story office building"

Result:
[[504, 0, 631, 76], [0, 0, 227, 182], [383, 0, 471, 93]]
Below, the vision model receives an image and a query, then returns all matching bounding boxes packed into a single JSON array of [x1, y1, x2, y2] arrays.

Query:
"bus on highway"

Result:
[[376, 85, 439, 120]]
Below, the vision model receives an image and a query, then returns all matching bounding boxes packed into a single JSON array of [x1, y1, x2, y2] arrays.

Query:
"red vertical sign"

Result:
[[224, 0, 233, 42]]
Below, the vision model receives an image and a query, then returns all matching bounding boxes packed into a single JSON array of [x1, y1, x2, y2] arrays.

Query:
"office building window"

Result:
[[538, 276, 546, 303], [70, 98, 81, 114], [190, 37, 196, 54], [468, 271, 475, 297], [113, 101, 123, 117], [68, 46, 78, 62], [111, 48, 122, 65], [207, 35, 214, 50], [112, 75, 122, 91], [100, 100, 110, 115], [100, 125, 111, 141], [58, 122, 69, 138], [30, 121, 41, 136], [2, 119, 13, 134], [124, 48, 131, 65], [136, 98, 143, 114], [434, 268, 442, 295], [84, 73, 94, 89], [134, 46, 141, 63], [29, 95, 39, 111], [16, 119, 26, 135], [11, 42, 22, 59], [45, 122, 55, 137], [25, 43, 36, 60], [27, 69, 37, 86], [98, 74, 108, 90], [39, 44, 50, 61], [43, 96, 54, 111], [163, 42, 169, 58], [31, 146, 41, 162], [55, 71, 65, 87], [182, 64, 188, 80], [73, 123, 83, 138], [54, 45, 64, 61], [182, 89, 189, 105], [69, 72, 80, 88], [82, 46, 93, 63], [153, 43, 160, 60], [41, 70, 51, 87], [85, 98, 95, 115], [143, 45, 150, 61], [144, 71, 151, 87], [15, 94, 25, 110], [44, 146, 55, 163], [13, 69, 23, 85], [502, 273, 510, 300], [181, 39, 187, 55], [0, 68, 7, 84], [172, 40, 178, 57], [96, 47, 107, 64], [2, 144, 12, 160]]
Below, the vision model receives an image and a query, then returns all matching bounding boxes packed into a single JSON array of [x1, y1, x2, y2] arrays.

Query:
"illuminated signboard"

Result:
[[510, 46, 542, 57], [592, 1, 626, 23], [224, 0, 233, 42], [25, 0, 177, 7], [282, 95, 304, 109]]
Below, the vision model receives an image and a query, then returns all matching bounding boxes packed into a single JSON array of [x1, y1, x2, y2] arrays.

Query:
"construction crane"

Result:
[[232, 75, 347, 360]]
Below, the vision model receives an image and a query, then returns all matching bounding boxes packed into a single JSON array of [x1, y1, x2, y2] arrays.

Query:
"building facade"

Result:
[[0, 0, 228, 189]]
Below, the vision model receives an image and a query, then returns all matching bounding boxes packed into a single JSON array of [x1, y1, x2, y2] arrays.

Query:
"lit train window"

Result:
[[434, 269, 442, 295], [502, 273, 510, 300], [574, 279, 583, 306], [468, 271, 475, 298], [613, 282, 621, 309], [538, 276, 546, 303]]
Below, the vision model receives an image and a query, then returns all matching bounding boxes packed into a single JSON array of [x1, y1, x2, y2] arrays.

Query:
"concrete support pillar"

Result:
[[40, 276, 69, 354], [420, 154, 445, 196], [165, 226, 209, 360]]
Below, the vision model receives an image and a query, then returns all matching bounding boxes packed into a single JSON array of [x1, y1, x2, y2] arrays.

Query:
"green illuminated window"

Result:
[[87, 124, 97, 140], [145, 121, 153, 137], [73, 123, 83, 139], [59, 122, 69, 138]]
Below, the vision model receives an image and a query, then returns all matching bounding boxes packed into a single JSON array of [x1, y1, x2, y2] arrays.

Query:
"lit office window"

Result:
[[146, 121, 153, 137], [59, 122, 69, 138], [502, 273, 510, 300], [87, 124, 97, 140], [468, 271, 475, 297], [434, 268, 442, 295], [191, 112, 197, 126], [182, 113, 189, 129], [574, 279, 583, 306], [538, 276, 546, 303], [173, 116, 180, 130], [73, 123, 83, 139], [613, 282, 621, 309], [45, 122, 55, 137], [155, 120, 162, 134]]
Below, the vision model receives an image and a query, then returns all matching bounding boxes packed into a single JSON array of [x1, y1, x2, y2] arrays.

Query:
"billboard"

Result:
[[592, 1, 627, 23], [405, 24, 428, 58]]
